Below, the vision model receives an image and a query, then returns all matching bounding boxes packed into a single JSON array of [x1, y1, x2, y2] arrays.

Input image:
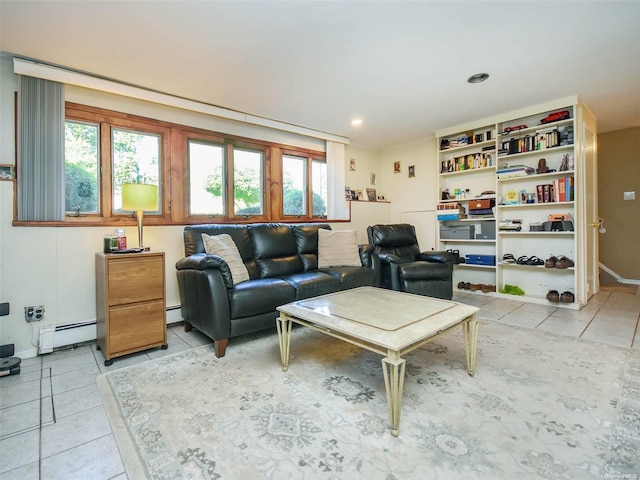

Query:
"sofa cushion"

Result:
[[293, 224, 330, 271], [201, 233, 250, 284], [282, 272, 341, 300], [250, 224, 303, 277], [228, 278, 295, 318], [318, 228, 361, 268], [320, 266, 377, 290]]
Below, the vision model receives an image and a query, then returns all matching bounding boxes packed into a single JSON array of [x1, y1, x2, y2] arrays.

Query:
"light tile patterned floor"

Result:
[[0, 287, 637, 479]]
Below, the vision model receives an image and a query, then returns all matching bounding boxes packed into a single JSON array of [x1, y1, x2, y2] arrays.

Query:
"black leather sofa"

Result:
[[367, 223, 455, 300], [176, 223, 377, 357]]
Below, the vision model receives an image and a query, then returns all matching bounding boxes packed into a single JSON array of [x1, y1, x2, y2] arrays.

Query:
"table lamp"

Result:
[[121, 183, 158, 249]]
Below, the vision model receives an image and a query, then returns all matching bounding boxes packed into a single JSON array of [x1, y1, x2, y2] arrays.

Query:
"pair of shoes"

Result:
[[503, 253, 516, 263], [499, 284, 525, 295], [516, 256, 545, 266], [555, 256, 575, 269], [457, 281, 471, 290], [560, 291, 575, 303], [547, 289, 560, 302], [545, 255, 557, 268]]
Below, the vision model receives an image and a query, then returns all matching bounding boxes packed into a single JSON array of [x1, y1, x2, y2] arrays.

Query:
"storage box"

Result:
[[439, 225, 475, 240], [465, 254, 496, 266], [469, 199, 494, 211]]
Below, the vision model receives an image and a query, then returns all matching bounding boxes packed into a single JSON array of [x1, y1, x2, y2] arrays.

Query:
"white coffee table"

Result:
[[276, 286, 479, 437]]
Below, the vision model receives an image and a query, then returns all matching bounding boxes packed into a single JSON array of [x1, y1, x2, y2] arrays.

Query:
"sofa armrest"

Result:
[[176, 253, 235, 289], [418, 250, 455, 266]]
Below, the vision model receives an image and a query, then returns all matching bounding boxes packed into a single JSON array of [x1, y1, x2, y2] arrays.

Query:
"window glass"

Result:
[[233, 149, 263, 215], [112, 128, 161, 213], [282, 155, 307, 216], [312, 160, 327, 216], [189, 140, 225, 215], [64, 121, 99, 213]]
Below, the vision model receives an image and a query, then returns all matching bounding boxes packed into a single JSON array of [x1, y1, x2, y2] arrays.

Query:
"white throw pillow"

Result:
[[201, 233, 250, 284], [317, 228, 361, 268]]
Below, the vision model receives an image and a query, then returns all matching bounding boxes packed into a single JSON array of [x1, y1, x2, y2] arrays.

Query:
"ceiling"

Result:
[[1, 1, 639, 148]]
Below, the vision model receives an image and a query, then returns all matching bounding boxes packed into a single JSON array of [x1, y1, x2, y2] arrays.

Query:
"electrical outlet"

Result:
[[623, 191, 635, 201], [25, 306, 45, 322]]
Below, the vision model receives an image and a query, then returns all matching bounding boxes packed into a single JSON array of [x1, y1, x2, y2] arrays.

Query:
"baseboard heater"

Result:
[[38, 321, 97, 355], [38, 306, 184, 355]]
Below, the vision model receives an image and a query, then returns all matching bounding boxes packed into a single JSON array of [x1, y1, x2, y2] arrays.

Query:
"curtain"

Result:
[[326, 140, 348, 220], [18, 76, 65, 221]]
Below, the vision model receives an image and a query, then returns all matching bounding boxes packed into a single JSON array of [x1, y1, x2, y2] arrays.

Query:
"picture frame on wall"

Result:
[[356, 189, 365, 201], [408, 165, 415, 178], [0, 164, 14, 181], [393, 161, 401, 173]]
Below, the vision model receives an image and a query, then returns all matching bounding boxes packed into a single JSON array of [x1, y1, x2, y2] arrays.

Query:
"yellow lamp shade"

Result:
[[121, 183, 158, 211]]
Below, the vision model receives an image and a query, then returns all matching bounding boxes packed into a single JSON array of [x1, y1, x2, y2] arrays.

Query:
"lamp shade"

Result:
[[121, 183, 158, 211]]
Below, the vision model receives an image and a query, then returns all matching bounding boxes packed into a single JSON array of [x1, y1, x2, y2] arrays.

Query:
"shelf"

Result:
[[440, 165, 496, 177], [497, 261, 574, 271], [439, 195, 496, 204], [455, 263, 496, 270], [497, 144, 574, 161], [497, 170, 575, 183], [498, 119, 573, 138], [498, 231, 574, 236], [441, 217, 495, 223], [498, 201, 574, 209], [440, 239, 495, 244], [439, 139, 495, 154]]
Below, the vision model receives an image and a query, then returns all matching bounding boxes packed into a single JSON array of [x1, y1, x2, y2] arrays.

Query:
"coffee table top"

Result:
[[277, 287, 479, 351]]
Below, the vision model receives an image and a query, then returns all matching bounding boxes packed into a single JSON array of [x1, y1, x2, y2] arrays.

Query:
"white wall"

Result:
[[379, 137, 440, 250], [0, 58, 391, 358]]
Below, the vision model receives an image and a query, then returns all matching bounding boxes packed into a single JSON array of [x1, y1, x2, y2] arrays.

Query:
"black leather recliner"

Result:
[[367, 224, 454, 300]]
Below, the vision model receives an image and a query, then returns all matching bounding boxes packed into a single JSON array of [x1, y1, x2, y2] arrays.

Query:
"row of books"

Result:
[[536, 177, 574, 203], [498, 126, 573, 156], [441, 151, 495, 173], [437, 202, 466, 220]]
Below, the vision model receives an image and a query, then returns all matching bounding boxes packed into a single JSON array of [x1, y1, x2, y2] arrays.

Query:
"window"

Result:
[[233, 148, 264, 216], [39, 102, 327, 227], [64, 121, 99, 214], [112, 128, 161, 213], [282, 153, 327, 218], [283, 154, 307, 216], [188, 140, 226, 216]]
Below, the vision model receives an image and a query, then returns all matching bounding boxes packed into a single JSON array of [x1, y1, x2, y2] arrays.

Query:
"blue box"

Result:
[[465, 254, 496, 266]]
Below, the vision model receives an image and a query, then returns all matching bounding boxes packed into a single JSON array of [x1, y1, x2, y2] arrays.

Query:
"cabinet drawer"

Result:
[[108, 300, 165, 354], [108, 256, 164, 306]]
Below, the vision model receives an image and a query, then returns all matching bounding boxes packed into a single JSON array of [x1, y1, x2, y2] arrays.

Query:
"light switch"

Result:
[[623, 191, 635, 201]]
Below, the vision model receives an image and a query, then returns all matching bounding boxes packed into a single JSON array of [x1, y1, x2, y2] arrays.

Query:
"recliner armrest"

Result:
[[376, 252, 401, 264], [418, 251, 455, 265], [176, 253, 235, 289]]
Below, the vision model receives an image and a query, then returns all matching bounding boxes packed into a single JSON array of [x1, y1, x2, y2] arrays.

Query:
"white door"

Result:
[[584, 121, 598, 299]]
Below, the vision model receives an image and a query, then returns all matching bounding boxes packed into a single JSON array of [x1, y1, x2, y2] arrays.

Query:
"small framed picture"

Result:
[[370, 173, 376, 185], [408, 165, 415, 178], [345, 186, 353, 201], [349, 158, 356, 171], [356, 189, 365, 201], [366, 188, 377, 202], [393, 161, 401, 174], [0, 164, 14, 181]]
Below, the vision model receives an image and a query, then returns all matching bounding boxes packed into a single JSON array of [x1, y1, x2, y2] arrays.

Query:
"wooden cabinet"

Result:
[[95, 251, 167, 365]]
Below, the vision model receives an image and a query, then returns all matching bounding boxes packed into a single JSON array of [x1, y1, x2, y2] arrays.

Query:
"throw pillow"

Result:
[[317, 228, 361, 268], [201, 233, 250, 284]]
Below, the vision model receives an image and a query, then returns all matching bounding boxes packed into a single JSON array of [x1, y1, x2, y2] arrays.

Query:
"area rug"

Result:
[[97, 321, 639, 479]]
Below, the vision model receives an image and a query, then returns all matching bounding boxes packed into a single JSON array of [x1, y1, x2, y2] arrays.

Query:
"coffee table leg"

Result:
[[276, 315, 292, 371], [463, 314, 479, 376], [382, 353, 406, 437]]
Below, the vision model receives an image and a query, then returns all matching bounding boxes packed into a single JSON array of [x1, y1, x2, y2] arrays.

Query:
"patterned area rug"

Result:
[[98, 321, 640, 479]]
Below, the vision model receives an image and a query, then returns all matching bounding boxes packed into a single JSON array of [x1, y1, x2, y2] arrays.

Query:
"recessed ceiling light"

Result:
[[351, 118, 363, 126], [467, 73, 489, 84]]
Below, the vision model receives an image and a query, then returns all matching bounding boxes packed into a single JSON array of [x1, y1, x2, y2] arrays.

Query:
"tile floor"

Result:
[[0, 287, 638, 479]]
